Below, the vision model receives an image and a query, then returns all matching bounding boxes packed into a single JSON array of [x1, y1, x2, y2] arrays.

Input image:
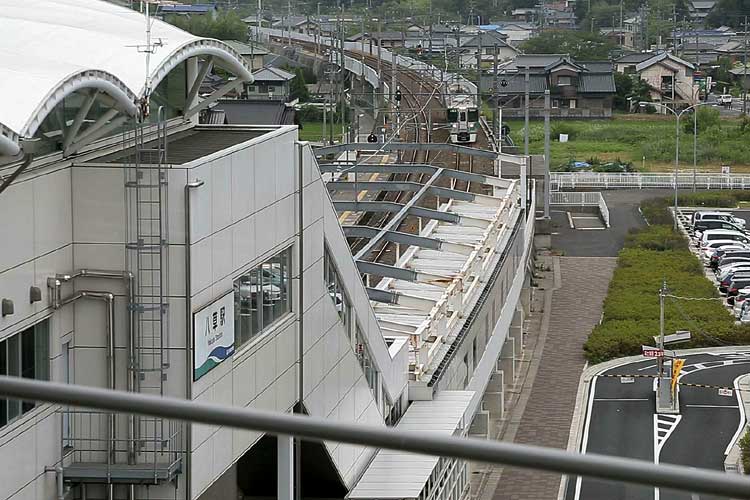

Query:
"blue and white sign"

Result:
[[194, 292, 235, 381]]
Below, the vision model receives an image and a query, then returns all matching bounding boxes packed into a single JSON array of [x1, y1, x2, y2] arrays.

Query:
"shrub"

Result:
[[740, 429, 750, 473], [583, 193, 750, 363]]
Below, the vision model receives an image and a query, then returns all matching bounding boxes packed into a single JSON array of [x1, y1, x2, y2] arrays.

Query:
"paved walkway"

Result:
[[491, 257, 617, 500]]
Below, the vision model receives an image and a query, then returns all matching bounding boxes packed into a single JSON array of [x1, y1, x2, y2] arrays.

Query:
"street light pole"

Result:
[[674, 112, 680, 230]]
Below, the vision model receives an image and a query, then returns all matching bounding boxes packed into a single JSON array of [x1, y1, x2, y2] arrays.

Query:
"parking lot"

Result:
[[677, 207, 750, 321]]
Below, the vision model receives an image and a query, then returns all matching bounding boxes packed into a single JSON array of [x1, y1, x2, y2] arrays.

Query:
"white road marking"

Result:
[[685, 404, 739, 408], [725, 374, 747, 456], [574, 376, 598, 500], [638, 363, 657, 371], [594, 398, 649, 401], [653, 414, 682, 500]]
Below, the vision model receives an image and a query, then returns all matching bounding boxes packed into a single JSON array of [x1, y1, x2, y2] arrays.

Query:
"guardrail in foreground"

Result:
[[551, 172, 750, 191], [2, 377, 750, 498]]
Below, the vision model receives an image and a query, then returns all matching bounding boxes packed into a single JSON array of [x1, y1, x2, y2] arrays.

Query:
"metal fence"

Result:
[[549, 191, 610, 227], [551, 172, 750, 191], [3, 377, 750, 499]]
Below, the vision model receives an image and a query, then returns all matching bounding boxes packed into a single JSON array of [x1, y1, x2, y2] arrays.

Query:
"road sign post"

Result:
[[656, 280, 680, 414]]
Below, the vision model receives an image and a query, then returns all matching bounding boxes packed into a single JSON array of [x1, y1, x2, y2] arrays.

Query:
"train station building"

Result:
[[0, 2, 535, 500]]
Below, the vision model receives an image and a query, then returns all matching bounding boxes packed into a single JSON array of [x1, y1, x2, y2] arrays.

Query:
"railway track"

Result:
[[272, 35, 492, 267]]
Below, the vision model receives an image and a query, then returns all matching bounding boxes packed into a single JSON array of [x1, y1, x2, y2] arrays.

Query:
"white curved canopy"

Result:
[[0, 0, 252, 150]]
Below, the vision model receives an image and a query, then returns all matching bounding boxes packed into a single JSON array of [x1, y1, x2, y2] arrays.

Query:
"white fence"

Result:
[[551, 172, 750, 191], [550, 191, 610, 227]]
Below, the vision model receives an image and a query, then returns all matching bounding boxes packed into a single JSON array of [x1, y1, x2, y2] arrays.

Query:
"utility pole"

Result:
[[658, 280, 666, 389], [744, 15, 748, 114], [544, 89, 550, 219], [476, 31, 482, 105], [524, 66, 529, 155]]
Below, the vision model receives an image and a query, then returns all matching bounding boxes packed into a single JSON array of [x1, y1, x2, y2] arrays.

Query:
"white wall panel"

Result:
[[0, 179, 34, 272], [33, 168, 72, 257], [253, 140, 276, 210], [72, 167, 126, 243], [188, 164, 212, 244], [210, 155, 232, 233], [231, 214, 255, 272], [230, 148, 254, 224], [211, 227, 233, 282]]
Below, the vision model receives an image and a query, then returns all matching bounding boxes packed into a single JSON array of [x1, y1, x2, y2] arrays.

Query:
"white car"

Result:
[[704, 243, 750, 263], [718, 262, 750, 281], [733, 289, 750, 317], [693, 211, 747, 229], [699, 229, 750, 249], [719, 94, 734, 105]]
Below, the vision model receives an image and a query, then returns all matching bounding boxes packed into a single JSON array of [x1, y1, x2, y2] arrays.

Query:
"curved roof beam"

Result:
[[146, 39, 254, 97], [20, 70, 138, 141]]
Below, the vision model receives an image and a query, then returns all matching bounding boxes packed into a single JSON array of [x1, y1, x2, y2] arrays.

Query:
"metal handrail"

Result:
[[551, 171, 750, 191], [6, 377, 750, 499]]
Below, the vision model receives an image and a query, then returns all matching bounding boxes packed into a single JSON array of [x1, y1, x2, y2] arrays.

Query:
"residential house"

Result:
[[490, 22, 537, 45], [459, 31, 520, 69], [600, 27, 636, 49], [490, 54, 617, 118], [511, 8, 536, 22], [677, 41, 721, 65], [247, 66, 296, 101], [223, 40, 270, 71], [615, 51, 698, 105], [543, 8, 577, 29], [729, 64, 750, 90], [715, 39, 747, 62]]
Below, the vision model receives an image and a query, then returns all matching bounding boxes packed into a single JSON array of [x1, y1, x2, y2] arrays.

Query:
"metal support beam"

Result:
[[65, 115, 129, 156], [3, 377, 750, 499], [68, 108, 119, 148], [185, 57, 214, 110], [344, 226, 475, 255], [319, 163, 512, 189], [356, 260, 452, 286], [185, 78, 245, 119], [62, 90, 99, 152]]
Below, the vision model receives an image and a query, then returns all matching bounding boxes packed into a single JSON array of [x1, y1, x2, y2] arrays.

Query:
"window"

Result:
[[467, 109, 479, 122], [447, 109, 459, 122], [0, 320, 49, 428], [558, 75, 572, 86], [234, 247, 292, 349]]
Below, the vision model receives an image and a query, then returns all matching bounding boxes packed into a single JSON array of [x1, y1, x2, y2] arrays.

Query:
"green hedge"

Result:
[[740, 429, 750, 473], [583, 194, 750, 363]]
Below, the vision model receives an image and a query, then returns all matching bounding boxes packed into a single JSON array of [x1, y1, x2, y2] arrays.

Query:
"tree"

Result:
[[289, 68, 310, 102], [166, 11, 247, 41], [706, 0, 750, 28], [613, 72, 651, 110], [519, 30, 616, 60], [683, 106, 721, 134]]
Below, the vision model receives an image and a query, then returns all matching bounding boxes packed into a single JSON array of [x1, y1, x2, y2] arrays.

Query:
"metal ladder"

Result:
[[125, 107, 171, 457]]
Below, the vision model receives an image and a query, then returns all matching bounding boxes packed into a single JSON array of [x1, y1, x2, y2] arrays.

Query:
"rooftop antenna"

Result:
[[134, 1, 164, 119]]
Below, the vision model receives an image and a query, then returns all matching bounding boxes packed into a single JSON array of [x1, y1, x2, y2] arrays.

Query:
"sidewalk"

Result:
[[487, 256, 617, 500]]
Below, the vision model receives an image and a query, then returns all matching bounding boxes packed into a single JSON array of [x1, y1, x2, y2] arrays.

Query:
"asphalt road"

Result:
[[565, 351, 750, 500], [551, 189, 673, 257]]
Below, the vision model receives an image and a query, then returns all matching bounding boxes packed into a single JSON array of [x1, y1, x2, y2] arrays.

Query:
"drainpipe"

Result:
[[184, 178, 205, 500], [53, 290, 116, 500], [48, 270, 134, 500], [295, 142, 305, 500]]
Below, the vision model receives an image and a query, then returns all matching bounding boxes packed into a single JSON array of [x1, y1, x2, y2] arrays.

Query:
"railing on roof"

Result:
[[550, 171, 750, 191]]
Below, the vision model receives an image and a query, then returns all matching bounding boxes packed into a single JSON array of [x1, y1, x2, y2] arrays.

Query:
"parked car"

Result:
[[718, 271, 750, 293], [693, 211, 747, 229], [695, 219, 746, 235], [700, 230, 750, 249], [715, 251, 750, 270], [708, 245, 750, 267], [732, 289, 750, 317], [702, 240, 750, 262], [726, 277, 750, 297], [739, 300, 750, 323], [717, 262, 750, 281]]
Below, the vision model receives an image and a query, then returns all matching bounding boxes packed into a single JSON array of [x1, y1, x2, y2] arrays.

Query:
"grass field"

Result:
[[504, 114, 750, 172], [298, 121, 349, 143]]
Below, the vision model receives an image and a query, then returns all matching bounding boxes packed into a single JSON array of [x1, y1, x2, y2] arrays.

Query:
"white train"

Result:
[[446, 83, 479, 144]]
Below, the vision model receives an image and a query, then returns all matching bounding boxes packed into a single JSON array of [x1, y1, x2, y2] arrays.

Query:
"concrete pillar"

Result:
[[510, 308, 525, 367], [482, 369, 505, 418], [278, 435, 294, 500], [500, 338, 516, 384]]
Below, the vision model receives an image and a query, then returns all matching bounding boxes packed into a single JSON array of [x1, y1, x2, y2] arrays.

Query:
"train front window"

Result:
[[459, 111, 466, 122], [468, 109, 479, 121], [447, 109, 458, 122]]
